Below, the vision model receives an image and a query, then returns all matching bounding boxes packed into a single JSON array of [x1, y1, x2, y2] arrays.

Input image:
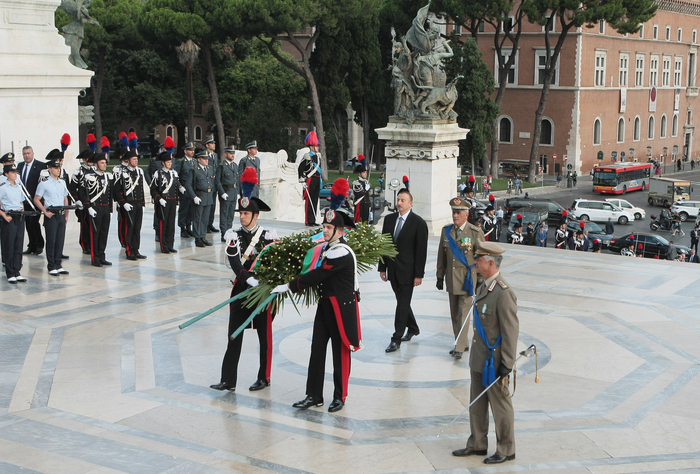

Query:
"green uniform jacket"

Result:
[[469, 274, 519, 372], [188, 164, 215, 206], [436, 223, 485, 295], [216, 160, 239, 196], [175, 158, 194, 192]]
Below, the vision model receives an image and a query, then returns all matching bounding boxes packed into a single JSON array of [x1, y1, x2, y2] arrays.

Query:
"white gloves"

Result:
[[193, 197, 202, 205], [299, 177, 306, 183], [271, 283, 290, 294], [123, 203, 133, 212], [75, 200, 83, 207], [221, 193, 228, 201], [246, 277, 259, 287], [88, 207, 97, 218], [159, 198, 167, 207], [302, 182, 308, 189], [264, 230, 278, 241], [224, 229, 238, 242], [179, 186, 186, 194]]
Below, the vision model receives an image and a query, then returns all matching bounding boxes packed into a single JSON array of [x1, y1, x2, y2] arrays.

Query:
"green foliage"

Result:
[[55, 8, 71, 31], [444, 35, 498, 164], [83, 0, 144, 52]]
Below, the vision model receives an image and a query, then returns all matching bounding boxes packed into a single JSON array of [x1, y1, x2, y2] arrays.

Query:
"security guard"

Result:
[[152, 151, 184, 254], [215, 145, 239, 241], [555, 221, 568, 249], [145, 142, 163, 242], [114, 149, 147, 260], [238, 141, 261, 198], [34, 151, 70, 275], [175, 142, 196, 238], [510, 223, 524, 244], [0, 162, 27, 283], [351, 158, 371, 224], [462, 185, 479, 225], [69, 149, 95, 254], [298, 132, 322, 226], [211, 167, 278, 393], [204, 136, 220, 233], [79, 150, 114, 267], [112, 146, 130, 247], [436, 197, 485, 358], [0, 152, 16, 183], [452, 241, 519, 465], [482, 205, 500, 242], [188, 150, 215, 247]]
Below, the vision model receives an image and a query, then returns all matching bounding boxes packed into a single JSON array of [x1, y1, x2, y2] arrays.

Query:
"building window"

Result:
[[194, 126, 202, 141], [648, 115, 655, 139], [599, 20, 605, 34], [688, 110, 693, 125], [693, 29, 697, 44], [501, 16, 514, 33], [674, 57, 682, 86], [496, 49, 517, 85], [662, 55, 671, 86], [540, 118, 553, 145], [650, 54, 659, 86], [678, 28, 682, 42], [593, 118, 602, 145], [166, 126, 173, 137], [672, 114, 679, 136], [535, 50, 558, 85], [619, 53, 629, 87], [660, 114, 667, 138], [689, 53, 697, 87], [634, 116, 641, 141], [499, 116, 513, 143], [479, 22, 485, 33], [635, 54, 645, 87], [653, 25, 658, 39], [595, 52, 606, 86], [543, 14, 555, 32], [617, 117, 625, 142], [639, 25, 644, 39], [665, 26, 671, 41], [454, 24, 462, 35]]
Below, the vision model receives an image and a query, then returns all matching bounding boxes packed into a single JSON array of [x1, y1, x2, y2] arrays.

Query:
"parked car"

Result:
[[670, 200, 700, 222], [607, 232, 690, 259], [505, 208, 548, 244], [605, 198, 646, 220], [505, 198, 566, 224], [566, 221, 614, 248], [569, 199, 634, 224]]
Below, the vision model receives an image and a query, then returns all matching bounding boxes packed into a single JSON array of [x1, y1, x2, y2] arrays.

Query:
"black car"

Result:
[[607, 232, 690, 259], [505, 198, 566, 224], [566, 221, 614, 248], [506, 208, 548, 244]]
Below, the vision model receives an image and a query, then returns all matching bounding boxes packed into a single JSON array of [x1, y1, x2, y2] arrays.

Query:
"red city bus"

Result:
[[592, 162, 652, 194]]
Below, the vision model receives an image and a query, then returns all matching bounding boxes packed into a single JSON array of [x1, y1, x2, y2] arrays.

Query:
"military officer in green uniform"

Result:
[[452, 241, 519, 465], [188, 150, 215, 247], [204, 136, 220, 233], [215, 145, 239, 241], [436, 197, 485, 359], [238, 141, 260, 198], [175, 142, 196, 238]]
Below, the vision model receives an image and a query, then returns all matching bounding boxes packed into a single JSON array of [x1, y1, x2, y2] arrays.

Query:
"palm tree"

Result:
[[176, 40, 200, 143]]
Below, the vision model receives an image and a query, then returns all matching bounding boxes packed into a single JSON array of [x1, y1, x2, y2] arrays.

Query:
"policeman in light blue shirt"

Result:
[[0, 152, 17, 184], [0, 161, 27, 283], [34, 151, 69, 275]]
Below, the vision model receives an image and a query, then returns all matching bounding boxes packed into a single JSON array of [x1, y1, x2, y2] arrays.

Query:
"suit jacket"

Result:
[[378, 211, 428, 285], [470, 273, 519, 373], [17, 160, 47, 197], [436, 222, 485, 295]]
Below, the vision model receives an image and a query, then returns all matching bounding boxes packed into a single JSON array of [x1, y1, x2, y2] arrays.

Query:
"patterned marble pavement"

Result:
[[2, 211, 700, 473]]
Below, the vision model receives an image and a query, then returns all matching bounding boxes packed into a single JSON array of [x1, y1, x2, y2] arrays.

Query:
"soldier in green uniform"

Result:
[[238, 141, 260, 198], [204, 136, 220, 233], [188, 150, 215, 247], [436, 197, 485, 359], [215, 146, 239, 241], [452, 241, 519, 465], [175, 142, 196, 238]]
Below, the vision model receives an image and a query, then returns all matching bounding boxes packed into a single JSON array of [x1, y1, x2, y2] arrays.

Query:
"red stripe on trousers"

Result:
[[159, 218, 164, 252], [265, 305, 273, 382], [341, 344, 350, 402], [89, 217, 95, 263], [304, 177, 311, 225]]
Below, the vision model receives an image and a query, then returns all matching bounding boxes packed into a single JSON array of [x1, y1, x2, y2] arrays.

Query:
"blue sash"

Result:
[[444, 226, 475, 296], [474, 303, 501, 386], [309, 152, 322, 188]]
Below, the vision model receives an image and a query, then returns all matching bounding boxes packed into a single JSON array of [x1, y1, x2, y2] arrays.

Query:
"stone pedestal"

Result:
[[0, 0, 93, 169], [375, 118, 469, 235]]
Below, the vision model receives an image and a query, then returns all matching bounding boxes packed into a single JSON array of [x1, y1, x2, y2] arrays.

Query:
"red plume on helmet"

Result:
[[100, 136, 110, 154], [128, 132, 138, 150], [330, 178, 350, 211], [60, 133, 71, 152], [402, 175, 409, 189], [562, 210, 568, 218], [119, 132, 128, 148], [304, 131, 319, 146], [240, 167, 259, 199], [86, 133, 97, 152], [517, 213, 522, 225], [164, 136, 175, 154], [468, 175, 475, 183], [580, 221, 585, 229]]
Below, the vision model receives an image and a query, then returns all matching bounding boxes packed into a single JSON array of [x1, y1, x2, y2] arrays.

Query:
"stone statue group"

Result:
[[391, 1, 462, 124]]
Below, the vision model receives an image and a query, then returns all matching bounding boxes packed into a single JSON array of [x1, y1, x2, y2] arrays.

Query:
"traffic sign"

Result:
[[597, 151, 604, 160], [567, 163, 573, 170], [553, 154, 557, 160], [564, 155, 568, 161]]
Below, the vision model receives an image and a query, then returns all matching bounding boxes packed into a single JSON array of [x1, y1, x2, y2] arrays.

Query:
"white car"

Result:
[[670, 200, 700, 222], [605, 198, 646, 220], [570, 199, 635, 225]]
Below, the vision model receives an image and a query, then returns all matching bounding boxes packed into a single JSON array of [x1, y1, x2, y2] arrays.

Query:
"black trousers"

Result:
[[390, 278, 419, 342], [77, 209, 91, 252], [1, 215, 24, 277], [24, 209, 44, 252], [691, 239, 699, 253], [306, 300, 351, 402], [220, 283, 274, 387], [124, 203, 143, 257], [117, 206, 127, 246], [303, 176, 320, 225], [43, 212, 66, 271], [178, 195, 194, 230], [89, 205, 111, 264], [152, 195, 161, 233], [158, 200, 177, 251]]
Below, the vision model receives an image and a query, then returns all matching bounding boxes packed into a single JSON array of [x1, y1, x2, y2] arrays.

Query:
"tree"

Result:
[[176, 40, 200, 143], [522, 0, 656, 182], [443, 35, 499, 174]]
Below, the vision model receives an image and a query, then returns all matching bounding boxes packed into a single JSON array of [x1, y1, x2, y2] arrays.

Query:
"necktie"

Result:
[[394, 216, 404, 240], [22, 163, 29, 183]]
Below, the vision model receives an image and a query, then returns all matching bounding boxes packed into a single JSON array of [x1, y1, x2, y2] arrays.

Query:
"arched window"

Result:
[[634, 116, 641, 141], [166, 126, 174, 137], [540, 118, 553, 145], [648, 116, 655, 139], [195, 126, 202, 141], [660, 114, 667, 138], [593, 118, 601, 145], [499, 116, 513, 143], [617, 117, 625, 142], [672, 114, 679, 136]]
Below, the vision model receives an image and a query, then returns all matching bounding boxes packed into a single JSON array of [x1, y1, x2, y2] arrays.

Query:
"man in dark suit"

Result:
[[378, 189, 428, 352], [17, 146, 47, 254]]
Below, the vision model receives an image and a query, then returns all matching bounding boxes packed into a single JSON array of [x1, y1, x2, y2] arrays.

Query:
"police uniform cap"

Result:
[[245, 140, 258, 150], [513, 223, 523, 230], [45, 149, 65, 162], [224, 146, 235, 153], [203, 136, 215, 145], [183, 142, 196, 151], [195, 150, 209, 158], [486, 205, 494, 212], [0, 152, 15, 163], [236, 196, 271, 213], [117, 147, 130, 161], [322, 208, 356, 229], [474, 241, 506, 258], [355, 164, 367, 173], [76, 149, 92, 161], [94, 152, 109, 163], [156, 151, 172, 162], [123, 149, 138, 160], [449, 197, 471, 210], [3, 163, 18, 174], [47, 157, 62, 168]]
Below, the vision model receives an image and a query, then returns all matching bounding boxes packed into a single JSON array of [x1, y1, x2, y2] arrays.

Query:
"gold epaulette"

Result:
[[498, 280, 508, 289]]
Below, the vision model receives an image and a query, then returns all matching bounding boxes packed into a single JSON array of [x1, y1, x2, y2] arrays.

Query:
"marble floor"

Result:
[[2, 211, 700, 473]]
